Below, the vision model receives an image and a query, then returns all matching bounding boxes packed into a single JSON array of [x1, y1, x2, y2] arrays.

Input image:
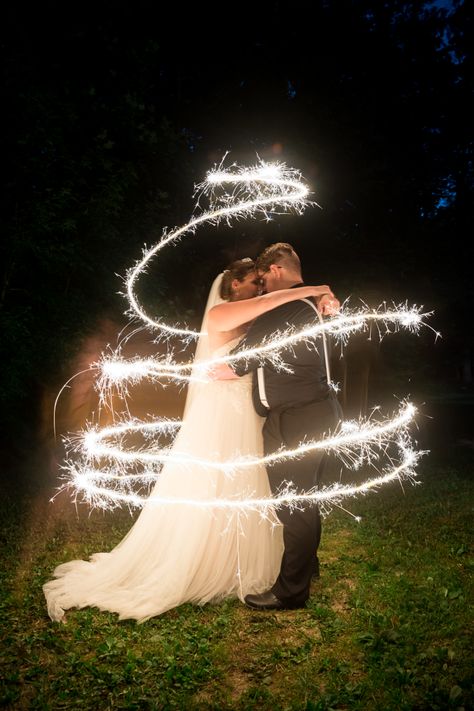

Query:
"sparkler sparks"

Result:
[[126, 160, 311, 339], [58, 158, 431, 513], [96, 303, 432, 393], [69, 440, 422, 514]]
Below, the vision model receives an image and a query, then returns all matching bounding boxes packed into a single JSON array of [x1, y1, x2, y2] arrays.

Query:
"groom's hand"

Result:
[[207, 363, 240, 381]]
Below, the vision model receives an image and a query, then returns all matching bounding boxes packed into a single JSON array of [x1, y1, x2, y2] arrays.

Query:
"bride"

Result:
[[44, 259, 332, 622]]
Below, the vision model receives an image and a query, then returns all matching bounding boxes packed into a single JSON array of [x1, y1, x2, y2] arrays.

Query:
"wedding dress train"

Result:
[[43, 337, 283, 622]]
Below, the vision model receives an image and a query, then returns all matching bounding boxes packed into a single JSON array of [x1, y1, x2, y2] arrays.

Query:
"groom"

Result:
[[214, 242, 342, 610]]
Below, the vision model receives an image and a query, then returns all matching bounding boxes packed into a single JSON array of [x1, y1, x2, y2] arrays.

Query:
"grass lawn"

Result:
[[1, 448, 472, 710]]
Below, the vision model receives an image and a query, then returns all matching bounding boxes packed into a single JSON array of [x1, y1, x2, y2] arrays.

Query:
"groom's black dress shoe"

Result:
[[244, 591, 300, 610]]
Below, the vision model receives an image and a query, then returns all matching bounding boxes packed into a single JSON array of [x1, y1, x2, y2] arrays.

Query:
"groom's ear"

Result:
[[269, 264, 282, 278]]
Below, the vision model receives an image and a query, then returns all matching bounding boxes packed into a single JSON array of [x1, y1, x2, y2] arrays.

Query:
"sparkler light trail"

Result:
[[97, 303, 432, 392], [58, 158, 431, 512], [80, 402, 415, 472], [126, 160, 311, 338], [69, 440, 422, 514]]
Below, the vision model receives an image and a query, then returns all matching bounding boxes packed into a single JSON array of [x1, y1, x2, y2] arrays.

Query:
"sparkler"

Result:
[[58, 158, 431, 512]]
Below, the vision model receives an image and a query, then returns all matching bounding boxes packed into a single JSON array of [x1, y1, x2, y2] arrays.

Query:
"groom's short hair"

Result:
[[256, 242, 301, 274]]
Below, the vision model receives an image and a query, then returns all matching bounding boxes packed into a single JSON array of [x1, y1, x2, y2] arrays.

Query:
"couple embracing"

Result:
[[44, 242, 342, 622]]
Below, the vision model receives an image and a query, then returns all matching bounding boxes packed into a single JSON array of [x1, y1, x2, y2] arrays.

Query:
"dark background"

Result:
[[1, 0, 472, 467]]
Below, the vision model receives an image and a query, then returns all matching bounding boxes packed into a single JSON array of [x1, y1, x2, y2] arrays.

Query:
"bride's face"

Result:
[[233, 271, 262, 301]]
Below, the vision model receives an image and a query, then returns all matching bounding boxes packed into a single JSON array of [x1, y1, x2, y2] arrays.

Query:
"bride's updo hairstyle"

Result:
[[219, 258, 256, 301]]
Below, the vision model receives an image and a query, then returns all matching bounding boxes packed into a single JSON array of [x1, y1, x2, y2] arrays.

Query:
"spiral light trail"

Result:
[[58, 159, 431, 512]]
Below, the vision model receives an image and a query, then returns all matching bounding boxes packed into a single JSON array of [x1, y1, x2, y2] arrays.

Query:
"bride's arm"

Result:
[[207, 285, 335, 332]]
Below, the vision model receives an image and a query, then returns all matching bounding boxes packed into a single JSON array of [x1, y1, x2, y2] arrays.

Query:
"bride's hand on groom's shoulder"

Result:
[[316, 291, 340, 316], [307, 285, 340, 315]]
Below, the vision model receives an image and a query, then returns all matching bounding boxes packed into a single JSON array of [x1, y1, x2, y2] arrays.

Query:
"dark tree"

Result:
[[1, 0, 471, 446]]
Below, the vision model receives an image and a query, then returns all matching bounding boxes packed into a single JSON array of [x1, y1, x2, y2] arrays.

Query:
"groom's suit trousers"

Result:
[[263, 394, 342, 606]]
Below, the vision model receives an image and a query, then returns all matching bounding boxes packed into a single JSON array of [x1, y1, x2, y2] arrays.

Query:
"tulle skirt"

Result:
[[44, 375, 283, 622]]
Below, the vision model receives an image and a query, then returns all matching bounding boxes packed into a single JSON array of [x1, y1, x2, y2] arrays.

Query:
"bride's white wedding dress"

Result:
[[44, 333, 283, 622]]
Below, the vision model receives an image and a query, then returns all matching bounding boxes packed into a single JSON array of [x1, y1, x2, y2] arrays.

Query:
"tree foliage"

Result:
[[1, 1, 472, 440]]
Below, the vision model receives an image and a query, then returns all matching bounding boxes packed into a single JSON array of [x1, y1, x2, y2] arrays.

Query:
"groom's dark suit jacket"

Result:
[[229, 289, 341, 606], [230, 294, 331, 415]]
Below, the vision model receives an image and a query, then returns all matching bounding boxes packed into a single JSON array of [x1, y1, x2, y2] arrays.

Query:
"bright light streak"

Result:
[[126, 160, 310, 338], [96, 305, 433, 392], [79, 402, 415, 471], [66, 440, 423, 513], [57, 158, 431, 512]]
